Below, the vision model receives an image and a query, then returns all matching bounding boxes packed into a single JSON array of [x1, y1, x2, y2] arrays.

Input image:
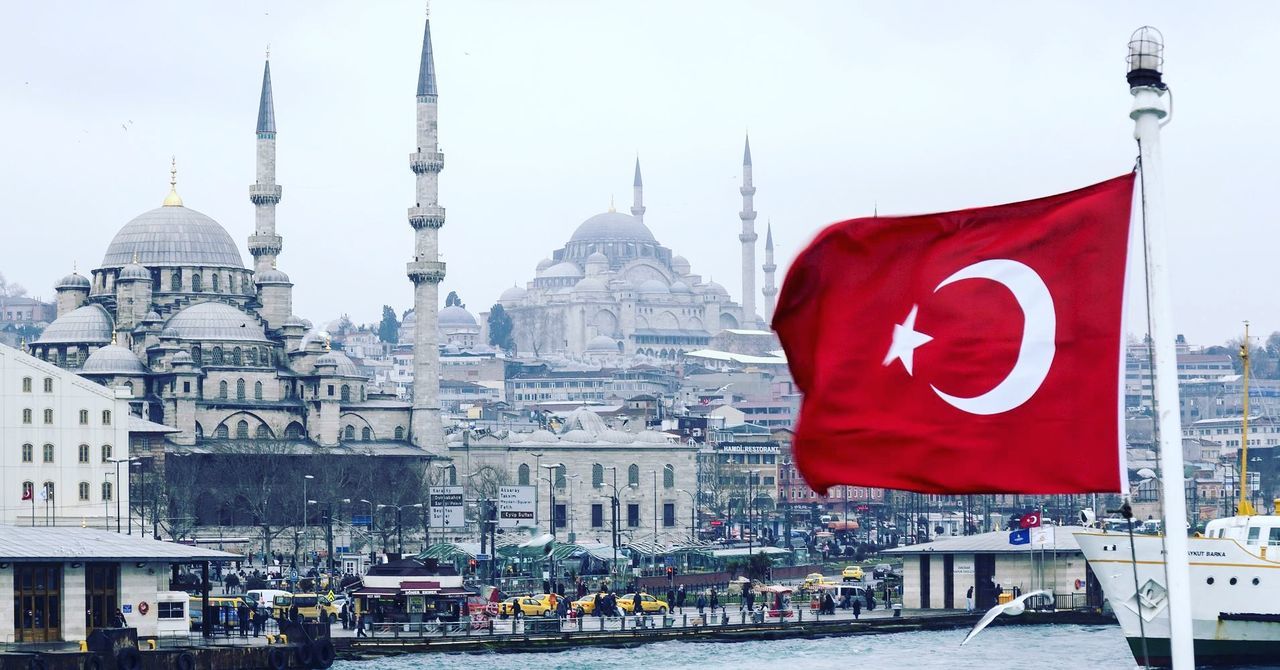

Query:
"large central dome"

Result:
[[102, 205, 244, 268], [569, 211, 656, 244]]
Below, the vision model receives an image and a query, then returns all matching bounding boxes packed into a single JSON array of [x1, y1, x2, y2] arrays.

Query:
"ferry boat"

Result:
[[1076, 504, 1280, 667]]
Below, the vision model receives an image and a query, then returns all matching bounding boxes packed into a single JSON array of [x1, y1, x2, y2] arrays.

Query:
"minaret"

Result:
[[406, 12, 446, 449], [631, 157, 645, 224], [762, 221, 777, 325], [739, 134, 759, 329], [248, 56, 283, 273]]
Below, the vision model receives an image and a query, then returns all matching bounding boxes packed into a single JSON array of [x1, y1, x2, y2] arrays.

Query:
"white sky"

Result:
[[3, 1, 1275, 346]]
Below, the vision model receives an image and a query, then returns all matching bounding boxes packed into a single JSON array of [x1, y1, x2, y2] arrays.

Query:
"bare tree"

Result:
[[0, 272, 27, 298], [512, 309, 563, 358]]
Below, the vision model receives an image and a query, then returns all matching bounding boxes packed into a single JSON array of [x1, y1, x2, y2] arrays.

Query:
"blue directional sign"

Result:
[[475, 554, 490, 561], [352, 515, 372, 527]]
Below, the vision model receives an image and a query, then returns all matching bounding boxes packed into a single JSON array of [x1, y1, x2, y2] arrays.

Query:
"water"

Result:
[[333, 624, 1139, 670]]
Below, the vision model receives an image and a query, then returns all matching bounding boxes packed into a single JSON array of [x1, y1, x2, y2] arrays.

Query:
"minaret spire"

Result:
[[407, 11, 446, 450], [630, 156, 645, 224], [762, 221, 777, 325], [248, 55, 283, 273], [739, 133, 759, 329]]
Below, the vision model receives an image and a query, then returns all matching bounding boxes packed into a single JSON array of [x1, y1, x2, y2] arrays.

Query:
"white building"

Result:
[[1, 343, 131, 527]]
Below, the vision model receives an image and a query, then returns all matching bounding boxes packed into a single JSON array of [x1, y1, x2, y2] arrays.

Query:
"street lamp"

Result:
[[595, 463, 621, 590], [108, 457, 138, 533], [378, 503, 423, 554], [465, 470, 498, 584], [540, 463, 562, 538], [747, 469, 759, 556], [675, 488, 696, 543], [566, 474, 580, 538], [425, 461, 454, 551], [302, 474, 315, 566], [359, 498, 377, 566]]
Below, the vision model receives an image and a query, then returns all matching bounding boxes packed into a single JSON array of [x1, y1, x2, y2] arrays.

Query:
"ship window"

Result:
[[1269, 527, 1280, 547], [1248, 527, 1261, 545]]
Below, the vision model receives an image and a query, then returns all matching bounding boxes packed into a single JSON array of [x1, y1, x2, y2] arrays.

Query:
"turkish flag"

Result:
[[1019, 512, 1042, 528], [774, 174, 1134, 494], [20, 487, 31, 502]]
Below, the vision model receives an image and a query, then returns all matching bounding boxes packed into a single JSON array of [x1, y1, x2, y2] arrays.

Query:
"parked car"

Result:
[[871, 564, 892, 579], [617, 593, 669, 614], [497, 595, 555, 617], [841, 566, 864, 582]]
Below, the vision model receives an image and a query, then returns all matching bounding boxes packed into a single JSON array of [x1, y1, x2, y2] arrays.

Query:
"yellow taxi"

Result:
[[801, 573, 832, 590], [572, 592, 606, 616], [841, 565, 865, 582], [618, 593, 669, 614], [497, 595, 556, 617]]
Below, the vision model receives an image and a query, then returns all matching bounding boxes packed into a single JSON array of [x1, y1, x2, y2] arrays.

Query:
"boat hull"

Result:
[[1126, 635, 1280, 668]]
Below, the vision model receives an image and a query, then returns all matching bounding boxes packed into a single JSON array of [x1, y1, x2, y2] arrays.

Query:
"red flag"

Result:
[[1020, 512, 1042, 528], [20, 487, 31, 502], [773, 174, 1134, 494]]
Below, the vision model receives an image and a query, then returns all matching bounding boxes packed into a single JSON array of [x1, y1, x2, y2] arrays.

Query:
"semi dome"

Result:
[[499, 285, 528, 302], [255, 268, 291, 284], [671, 255, 691, 276], [574, 277, 608, 293], [701, 280, 729, 296], [670, 281, 691, 294], [55, 272, 90, 290], [171, 350, 194, 365], [82, 344, 148, 375], [535, 258, 554, 271], [586, 251, 609, 264], [543, 262, 583, 279], [439, 305, 478, 327], [165, 302, 269, 342], [638, 279, 669, 295], [314, 351, 365, 378], [569, 211, 656, 244], [102, 206, 244, 268], [585, 335, 619, 353], [37, 304, 113, 344], [118, 262, 150, 281]]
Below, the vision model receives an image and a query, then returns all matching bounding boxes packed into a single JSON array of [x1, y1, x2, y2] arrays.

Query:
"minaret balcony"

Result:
[[407, 260, 447, 285], [739, 232, 759, 243], [763, 262, 777, 273], [409, 151, 445, 174], [407, 205, 447, 229], [740, 185, 756, 197], [249, 184, 283, 204], [248, 234, 283, 255]]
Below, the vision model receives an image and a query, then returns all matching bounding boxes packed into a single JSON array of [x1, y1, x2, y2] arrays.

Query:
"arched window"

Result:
[[341, 385, 351, 402], [592, 464, 604, 488], [555, 465, 566, 489], [171, 271, 182, 291], [191, 345, 202, 364], [79, 409, 88, 425], [101, 444, 112, 462], [518, 464, 530, 486], [79, 482, 90, 501], [664, 464, 674, 489], [628, 464, 639, 487], [191, 274, 202, 292], [78, 444, 89, 463], [21, 376, 31, 392], [123, 381, 134, 396], [236, 420, 249, 439], [394, 427, 404, 440], [212, 274, 220, 292], [102, 481, 113, 501], [42, 444, 54, 463], [214, 425, 228, 439], [255, 424, 270, 438], [102, 409, 111, 425], [219, 381, 228, 399], [22, 409, 31, 424], [194, 423, 204, 439], [254, 381, 263, 400], [43, 409, 53, 424], [448, 465, 457, 485], [43, 378, 52, 392], [236, 379, 245, 400], [242, 276, 252, 294], [361, 427, 371, 441], [212, 348, 224, 365], [21, 444, 33, 463], [344, 425, 355, 440], [285, 423, 304, 439], [232, 348, 242, 366]]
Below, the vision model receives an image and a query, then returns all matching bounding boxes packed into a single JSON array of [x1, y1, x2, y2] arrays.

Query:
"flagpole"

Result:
[[1127, 27, 1195, 669]]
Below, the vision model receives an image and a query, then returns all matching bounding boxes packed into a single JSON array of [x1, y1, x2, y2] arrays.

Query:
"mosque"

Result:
[[25, 18, 451, 451], [493, 145, 780, 361]]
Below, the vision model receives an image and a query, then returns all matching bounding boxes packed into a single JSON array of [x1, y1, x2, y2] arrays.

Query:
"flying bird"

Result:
[[960, 590, 1051, 646]]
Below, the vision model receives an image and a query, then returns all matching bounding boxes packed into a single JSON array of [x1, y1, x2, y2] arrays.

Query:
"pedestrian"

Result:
[[251, 609, 263, 637], [709, 587, 718, 612], [113, 608, 127, 628], [288, 603, 300, 623], [556, 596, 569, 619], [866, 591, 876, 612], [592, 591, 602, 617], [666, 587, 676, 612], [355, 611, 367, 638], [237, 602, 250, 637], [696, 593, 707, 616], [966, 586, 975, 613], [677, 584, 686, 612], [852, 596, 862, 620]]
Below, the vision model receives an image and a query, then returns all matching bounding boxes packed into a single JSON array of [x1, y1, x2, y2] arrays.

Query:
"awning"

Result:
[[352, 587, 400, 596], [400, 580, 441, 594]]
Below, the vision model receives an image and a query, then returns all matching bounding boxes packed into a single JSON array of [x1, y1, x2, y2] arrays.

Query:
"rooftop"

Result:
[[882, 525, 1087, 555], [0, 526, 240, 562]]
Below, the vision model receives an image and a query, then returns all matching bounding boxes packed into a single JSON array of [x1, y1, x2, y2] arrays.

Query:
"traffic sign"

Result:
[[475, 554, 490, 562], [498, 486, 537, 528]]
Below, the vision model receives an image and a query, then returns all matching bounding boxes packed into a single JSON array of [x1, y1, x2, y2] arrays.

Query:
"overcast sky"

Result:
[[3, 1, 1275, 346]]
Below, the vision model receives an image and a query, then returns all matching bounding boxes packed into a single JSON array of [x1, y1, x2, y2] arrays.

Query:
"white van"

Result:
[[244, 589, 291, 616]]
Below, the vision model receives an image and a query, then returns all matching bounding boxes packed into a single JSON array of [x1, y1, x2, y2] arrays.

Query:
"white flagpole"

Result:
[[1127, 26, 1195, 669]]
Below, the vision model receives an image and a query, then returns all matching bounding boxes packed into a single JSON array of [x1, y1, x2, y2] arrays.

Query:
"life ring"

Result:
[[267, 646, 288, 670], [138, 602, 150, 616], [115, 647, 142, 670], [313, 639, 337, 668], [295, 642, 316, 668], [175, 651, 196, 670]]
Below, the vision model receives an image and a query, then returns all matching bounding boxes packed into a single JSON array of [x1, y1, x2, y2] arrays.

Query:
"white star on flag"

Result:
[[882, 304, 933, 375]]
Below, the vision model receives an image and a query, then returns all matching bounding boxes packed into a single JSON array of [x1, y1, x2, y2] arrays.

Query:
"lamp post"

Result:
[[567, 474, 580, 539], [108, 457, 139, 533], [378, 503, 423, 554], [425, 461, 453, 552], [359, 498, 376, 567], [747, 469, 759, 556], [596, 464, 621, 591], [540, 463, 561, 539], [675, 488, 696, 543], [302, 474, 314, 566]]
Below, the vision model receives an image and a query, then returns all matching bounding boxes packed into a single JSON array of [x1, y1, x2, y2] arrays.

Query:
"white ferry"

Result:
[[1075, 504, 1280, 667]]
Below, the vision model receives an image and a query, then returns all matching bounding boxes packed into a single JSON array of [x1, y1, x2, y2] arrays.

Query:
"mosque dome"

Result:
[[37, 304, 113, 344], [526, 429, 558, 443], [118, 262, 151, 281], [171, 350, 194, 365], [671, 255, 691, 276], [638, 279, 670, 295], [585, 335, 619, 354], [255, 268, 291, 284], [165, 302, 269, 342], [701, 280, 729, 296], [160, 327, 181, 339], [574, 277, 608, 293], [438, 305, 478, 328], [55, 272, 91, 290], [535, 258, 554, 271], [586, 251, 609, 264], [569, 211, 656, 244], [543, 262, 583, 279], [144, 311, 163, 322], [283, 315, 307, 329], [82, 344, 148, 375], [499, 285, 528, 302], [670, 281, 691, 294], [102, 205, 244, 269], [315, 351, 365, 378]]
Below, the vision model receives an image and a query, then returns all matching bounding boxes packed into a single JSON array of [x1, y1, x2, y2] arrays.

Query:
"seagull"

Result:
[[960, 590, 1051, 646]]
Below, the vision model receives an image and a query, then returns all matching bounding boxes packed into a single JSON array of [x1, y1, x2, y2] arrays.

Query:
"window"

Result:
[[101, 444, 112, 462], [22, 408, 31, 424], [79, 409, 88, 425], [214, 425, 228, 439], [628, 464, 639, 487], [171, 271, 182, 291], [555, 504, 566, 529], [236, 420, 249, 439], [664, 502, 676, 527], [663, 464, 674, 489], [627, 503, 640, 527], [341, 385, 351, 402], [591, 503, 604, 528], [42, 444, 54, 463], [79, 482, 90, 501], [236, 379, 245, 400], [219, 381, 228, 399], [518, 464, 530, 486], [211, 348, 223, 365], [158, 601, 185, 620], [555, 464, 566, 489], [102, 410, 111, 426], [362, 427, 371, 441], [78, 444, 89, 463], [21, 444, 33, 463], [191, 274, 202, 292], [255, 424, 270, 438], [254, 381, 263, 400], [191, 345, 201, 364], [102, 481, 113, 501], [43, 409, 53, 424], [22, 377, 32, 392], [43, 378, 52, 393], [344, 426, 355, 440], [231, 347, 241, 366], [395, 427, 404, 440], [592, 464, 604, 488]]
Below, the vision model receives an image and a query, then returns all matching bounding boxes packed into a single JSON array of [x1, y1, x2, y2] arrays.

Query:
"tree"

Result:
[[0, 272, 27, 298], [487, 304, 516, 354], [378, 305, 399, 343], [512, 309, 561, 358], [445, 291, 465, 309]]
